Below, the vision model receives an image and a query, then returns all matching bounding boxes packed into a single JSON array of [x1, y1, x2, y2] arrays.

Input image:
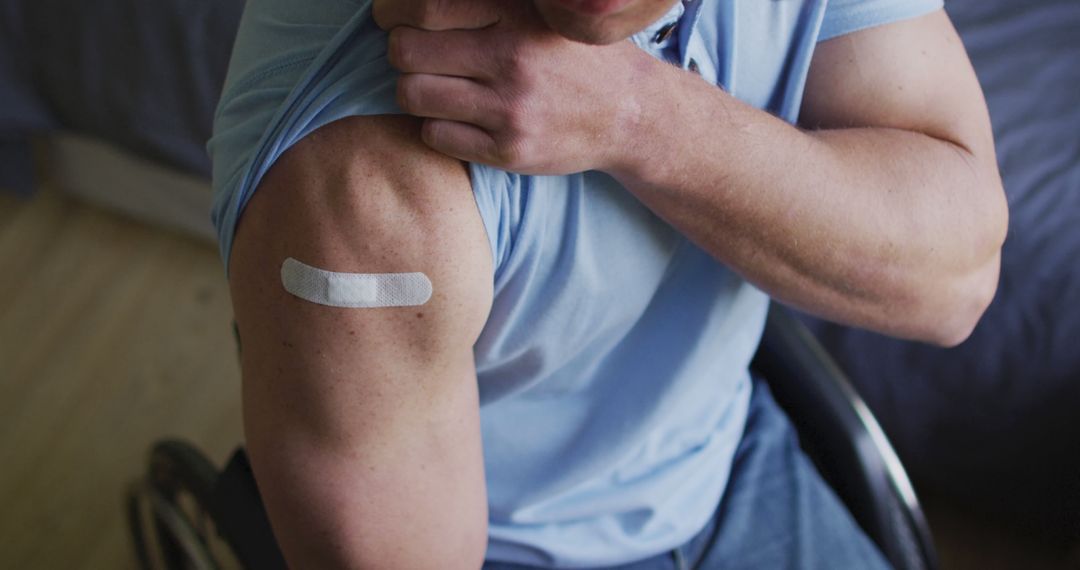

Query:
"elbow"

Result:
[[321, 500, 489, 570], [329, 491, 489, 570], [442, 520, 490, 570], [256, 452, 490, 570], [923, 236, 1005, 348], [926, 259, 999, 348], [851, 163, 1009, 347], [922, 178, 1008, 348], [365, 523, 489, 570], [280, 515, 489, 570]]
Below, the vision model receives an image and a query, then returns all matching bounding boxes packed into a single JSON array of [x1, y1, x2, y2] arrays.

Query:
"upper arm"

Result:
[[797, 9, 1006, 343], [800, 9, 995, 159], [228, 115, 492, 568]]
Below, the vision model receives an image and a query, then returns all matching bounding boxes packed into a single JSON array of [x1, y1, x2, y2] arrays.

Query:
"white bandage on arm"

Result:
[[280, 257, 433, 308]]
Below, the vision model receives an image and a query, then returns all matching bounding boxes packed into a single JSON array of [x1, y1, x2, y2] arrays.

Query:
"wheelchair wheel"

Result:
[[127, 440, 241, 570]]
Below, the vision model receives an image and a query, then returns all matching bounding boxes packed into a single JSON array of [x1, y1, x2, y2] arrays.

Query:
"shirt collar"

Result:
[[628, 2, 687, 56]]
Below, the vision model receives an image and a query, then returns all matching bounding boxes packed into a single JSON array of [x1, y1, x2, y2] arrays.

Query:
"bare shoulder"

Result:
[[230, 114, 493, 352]]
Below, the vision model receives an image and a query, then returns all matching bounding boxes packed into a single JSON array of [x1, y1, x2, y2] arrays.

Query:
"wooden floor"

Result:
[[0, 185, 242, 569], [0, 181, 1076, 569]]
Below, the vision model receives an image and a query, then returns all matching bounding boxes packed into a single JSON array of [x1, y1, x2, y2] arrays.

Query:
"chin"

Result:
[[547, 19, 634, 45], [534, 0, 679, 45]]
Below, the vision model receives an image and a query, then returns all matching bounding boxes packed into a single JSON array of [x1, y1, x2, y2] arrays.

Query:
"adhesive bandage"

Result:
[[280, 257, 432, 308]]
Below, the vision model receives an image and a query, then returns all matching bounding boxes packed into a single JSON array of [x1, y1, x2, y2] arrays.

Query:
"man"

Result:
[[209, 0, 1006, 567]]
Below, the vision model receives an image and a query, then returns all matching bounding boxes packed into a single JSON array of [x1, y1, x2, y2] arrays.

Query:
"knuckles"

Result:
[[501, 146, 530, 171], [395, 74, 424, 114], [386, 28, 412, 71], [490, 132, 535, 172], [496, 37, 532, 80]]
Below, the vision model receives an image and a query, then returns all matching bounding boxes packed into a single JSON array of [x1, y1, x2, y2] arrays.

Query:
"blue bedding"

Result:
[[0, 0, 244, 184], [804, 0, 1080, 540]]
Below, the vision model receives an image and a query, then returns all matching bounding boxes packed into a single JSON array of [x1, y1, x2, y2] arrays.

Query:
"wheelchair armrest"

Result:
[[751, 304, 938, 570], [210, 449, 288, 570]]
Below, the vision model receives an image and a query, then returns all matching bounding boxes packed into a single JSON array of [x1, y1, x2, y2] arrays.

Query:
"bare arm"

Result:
[[228, 115, 492, 568], [382, 7, 1008, 347], [610, 10, 1007, 346]]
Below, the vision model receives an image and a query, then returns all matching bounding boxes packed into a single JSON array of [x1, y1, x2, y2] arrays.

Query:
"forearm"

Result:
[[380, 5, 1005, 343], [609, 64, 1006, 345]]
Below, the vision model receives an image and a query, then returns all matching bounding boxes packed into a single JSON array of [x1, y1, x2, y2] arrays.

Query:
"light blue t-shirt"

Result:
[[209, 0, 942, 566]]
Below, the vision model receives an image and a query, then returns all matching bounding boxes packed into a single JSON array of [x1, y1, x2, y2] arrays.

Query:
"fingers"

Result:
[[388, 27, 498, 79], [397, 74, 501, 130], [421, 120, 503, 166], [373, 0, 501, 31]]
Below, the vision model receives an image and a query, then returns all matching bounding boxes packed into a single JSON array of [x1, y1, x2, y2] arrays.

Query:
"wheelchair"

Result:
[[126, 304, 939, 570]]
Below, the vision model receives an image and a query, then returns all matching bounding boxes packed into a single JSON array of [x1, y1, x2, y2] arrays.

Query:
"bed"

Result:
[[804, 0, 1080, 543], [0, 0, 242, 235], [2, 0, 1077, 545]]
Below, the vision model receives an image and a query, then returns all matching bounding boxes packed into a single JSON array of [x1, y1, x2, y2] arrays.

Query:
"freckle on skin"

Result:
[[416, 312, 424, 319]]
